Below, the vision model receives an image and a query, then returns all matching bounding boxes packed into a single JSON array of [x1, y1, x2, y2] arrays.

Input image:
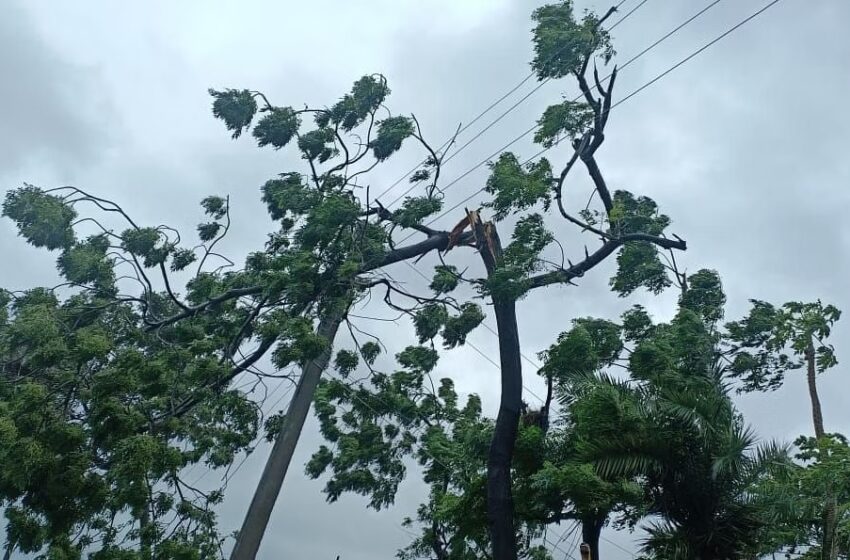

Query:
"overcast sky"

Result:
[[2, 0, 850, 558]]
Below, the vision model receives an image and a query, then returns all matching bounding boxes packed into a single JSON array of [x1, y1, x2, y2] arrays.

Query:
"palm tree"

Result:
[[570, 358, 786, 560], [543, 270, 790, 560]]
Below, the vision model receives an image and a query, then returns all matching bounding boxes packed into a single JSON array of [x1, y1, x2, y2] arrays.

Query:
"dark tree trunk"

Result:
[[139, 508, 153, 560], [466, 212, 522, 560], [581, 518, 604, 560], [487, 297, 523, 560]]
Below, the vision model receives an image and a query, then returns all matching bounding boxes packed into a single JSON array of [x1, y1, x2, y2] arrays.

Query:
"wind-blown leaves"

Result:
[[2, 187, 77, 250], [531, 1, 615, 80], [484, 154, 553, 221], [534, 99, 593, 147], [208, 88, 257, 139], [252, 106, 300, 149], [370, 116, 415, 161]]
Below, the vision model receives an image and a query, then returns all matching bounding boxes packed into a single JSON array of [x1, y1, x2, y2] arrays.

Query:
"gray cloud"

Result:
[[0, 1, 114, 177]]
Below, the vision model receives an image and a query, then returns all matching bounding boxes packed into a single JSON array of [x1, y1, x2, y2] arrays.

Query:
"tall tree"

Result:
[[726, 299, 842, 559]]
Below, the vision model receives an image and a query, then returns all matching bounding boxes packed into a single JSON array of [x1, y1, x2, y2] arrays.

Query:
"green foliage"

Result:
[[196, 222, 222, 242], [543, 287, 789, 560], [327, 75, 389, 131], [610, 242, 670, 296], [0, 288, 252, 557], [170, 248, 197, 272], [392, 196, 442, 229], [413, 304, 448, 343], [1, 5, 700, 555], [621, 305, 653, 342], [297, 128, 337, 163], [725, 299, 841, 392], [753, 434, 850, 557], [484, 154, 553, 221], [409, 169, 430, 183], [605, 191, 675, 297], [531, 1, 615, 80], [208, 88, 257, 139], [200, 196, 227, 220], [264, 412, 287, 442], [534, 99, 593, 147], [360, 342, 381, 365], [57, 235, 116, 293], [252, 107, 300, 149], [539, 318, 622, 383], [121, 228, 173, 268], [371, 116, 415, 161], [3, 187, 77, 250], [608, 191, 670, 237], [442, 304, 485, 350], [429, 265, 460, 295], [308, 350, 539, 558], [486, 214, 553, 300], [260, 173, 317, 222], [679, 269, 726, 324], [334, 349, 359, 378], [269, 316, 330, 368], [412, 303, 484, 350]]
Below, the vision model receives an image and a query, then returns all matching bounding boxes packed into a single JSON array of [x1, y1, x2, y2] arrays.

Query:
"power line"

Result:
[[394, 0, 778, 245], [379, 0, 653, 208], [601, 534, 636, 558], [564, 524, 583, 560], [612, 0, 781, 109], [555, 520, 581, 549], [545, 531, 579, 560]]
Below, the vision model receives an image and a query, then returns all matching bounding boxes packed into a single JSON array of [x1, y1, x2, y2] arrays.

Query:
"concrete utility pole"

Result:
[[230, 310, 346, 559]]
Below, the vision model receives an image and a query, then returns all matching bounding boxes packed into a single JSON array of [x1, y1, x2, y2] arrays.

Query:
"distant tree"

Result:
[[727, 300, 842, 560]]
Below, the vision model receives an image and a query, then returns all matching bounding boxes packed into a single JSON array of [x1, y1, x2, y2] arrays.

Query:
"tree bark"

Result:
[[805, 342, 825, 439], [230, 309, 346, 560], [487, 296, 523, 560], [806, 340, 836, 560], [581, 518, 604, 560], [139, 507, 153, 560], [465, 211, 522, 560]]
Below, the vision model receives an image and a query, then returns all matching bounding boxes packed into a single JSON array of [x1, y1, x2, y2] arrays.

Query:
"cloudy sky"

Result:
[[2, 0, 850, 558]]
